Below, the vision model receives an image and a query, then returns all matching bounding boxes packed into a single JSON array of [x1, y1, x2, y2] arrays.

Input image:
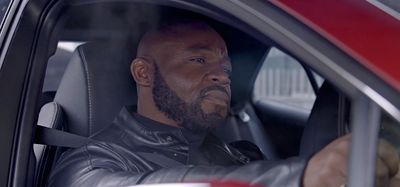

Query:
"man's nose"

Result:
[[207, 66, 231, 85]]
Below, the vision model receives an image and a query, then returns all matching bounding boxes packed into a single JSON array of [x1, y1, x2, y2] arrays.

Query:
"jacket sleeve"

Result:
[[48, 143, 308, 187]]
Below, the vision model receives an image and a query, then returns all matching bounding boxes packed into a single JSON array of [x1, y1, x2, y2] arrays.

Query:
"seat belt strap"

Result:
[[34, 125, 185, 168], [236, 103, 278, 160], [34, 125, 90, 148]]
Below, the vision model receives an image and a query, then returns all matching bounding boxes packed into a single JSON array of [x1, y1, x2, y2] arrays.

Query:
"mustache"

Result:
[[200, 85, 230, 99]]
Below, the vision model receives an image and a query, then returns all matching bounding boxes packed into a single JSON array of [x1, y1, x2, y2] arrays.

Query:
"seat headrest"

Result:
[[54, 42, 137, 137]]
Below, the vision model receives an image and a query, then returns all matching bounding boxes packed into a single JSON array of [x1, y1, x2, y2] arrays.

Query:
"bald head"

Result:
[[130, 21, 231, 130], [136, 21, 220, 60]]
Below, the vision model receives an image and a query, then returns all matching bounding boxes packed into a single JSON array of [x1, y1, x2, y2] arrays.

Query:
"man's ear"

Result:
[[130, 58, 153, 87]]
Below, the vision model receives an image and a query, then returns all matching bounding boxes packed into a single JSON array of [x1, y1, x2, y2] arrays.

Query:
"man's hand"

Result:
[[376, 139, 399, 186], [302, 134, 400, 187], [389, 162, 400, 187]]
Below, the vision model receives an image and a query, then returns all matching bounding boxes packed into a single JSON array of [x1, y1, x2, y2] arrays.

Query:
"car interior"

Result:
[[30, 1, 359, 186]]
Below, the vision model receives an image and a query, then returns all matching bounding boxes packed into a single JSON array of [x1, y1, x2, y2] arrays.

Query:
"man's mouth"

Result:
[[199, 84, 231, 106], [203, 90, 230, 105]]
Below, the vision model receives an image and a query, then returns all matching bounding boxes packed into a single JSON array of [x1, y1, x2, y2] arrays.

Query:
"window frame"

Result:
[[348, 96, 381, 187], [0, 0, 64, 185], [0, 0, 25, 69]]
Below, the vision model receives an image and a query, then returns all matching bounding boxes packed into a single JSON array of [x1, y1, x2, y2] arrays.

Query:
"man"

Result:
[[48, 20, 400, 187]]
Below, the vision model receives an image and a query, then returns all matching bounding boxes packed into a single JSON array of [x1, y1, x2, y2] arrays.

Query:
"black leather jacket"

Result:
[[48, 107, 307, 187]]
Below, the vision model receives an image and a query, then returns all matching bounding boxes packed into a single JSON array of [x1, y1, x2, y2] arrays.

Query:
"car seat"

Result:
[[53, 42, 137, 137], [299, 81, 350, 157], [34, 41, 138, 186]]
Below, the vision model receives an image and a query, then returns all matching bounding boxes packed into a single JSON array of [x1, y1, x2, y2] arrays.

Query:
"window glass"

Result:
[[376, 111, 400, 185], [380, 112, 400, 150], [0, 0, 12, 26], [253, 47, 318, 110], [313, 71, 324, 87]]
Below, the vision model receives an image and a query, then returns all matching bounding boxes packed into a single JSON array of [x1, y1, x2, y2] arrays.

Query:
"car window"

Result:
[[253, 47, 322, 111], [380, 111, 400, 150], [377, 109, 400, 184], [378, 110, 400, 157], [0, 0, 12, 26]]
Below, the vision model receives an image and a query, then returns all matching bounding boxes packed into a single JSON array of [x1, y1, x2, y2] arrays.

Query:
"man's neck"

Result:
[[137, 108, 180, 128]]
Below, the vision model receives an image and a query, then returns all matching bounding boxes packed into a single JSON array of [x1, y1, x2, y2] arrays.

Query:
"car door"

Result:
[[49, 1, 400, 187], [0, 0, 61, 186], [1, 0, 399, 187], [0, 0, 29, 185], [208, 1, 400, 187]]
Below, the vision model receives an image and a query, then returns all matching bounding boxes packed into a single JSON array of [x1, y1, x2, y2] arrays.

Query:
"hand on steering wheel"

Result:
[[303, 134, 400, 187]]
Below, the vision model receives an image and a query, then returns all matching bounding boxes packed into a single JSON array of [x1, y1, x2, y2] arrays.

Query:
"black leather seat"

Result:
[[299, 81, 350, 157], [34, 41, 138, 186], [54, 41, 138, 137]]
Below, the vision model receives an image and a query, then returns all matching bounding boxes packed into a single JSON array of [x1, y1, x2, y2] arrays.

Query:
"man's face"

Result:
[[151, 24, 232, 130]]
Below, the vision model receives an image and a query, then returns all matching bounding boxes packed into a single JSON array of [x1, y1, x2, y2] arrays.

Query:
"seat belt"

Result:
[[34, 125, 90, 148], [34, 125, 184, 167], [235, 103, 278, 160]]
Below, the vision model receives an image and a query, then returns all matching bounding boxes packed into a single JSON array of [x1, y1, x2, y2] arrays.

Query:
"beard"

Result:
[[152, 65, 228, 131]]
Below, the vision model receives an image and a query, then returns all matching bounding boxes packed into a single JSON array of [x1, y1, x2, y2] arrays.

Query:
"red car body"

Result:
[[272, 0, 400, 91]]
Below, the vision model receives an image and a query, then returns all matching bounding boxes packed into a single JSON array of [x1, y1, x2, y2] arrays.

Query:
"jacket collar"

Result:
[[113, 107, 207, 151]]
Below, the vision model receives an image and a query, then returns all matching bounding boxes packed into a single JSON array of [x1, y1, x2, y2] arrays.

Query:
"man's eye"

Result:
[[224, 68, 232, 78], [189, 57, 205, 64]]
